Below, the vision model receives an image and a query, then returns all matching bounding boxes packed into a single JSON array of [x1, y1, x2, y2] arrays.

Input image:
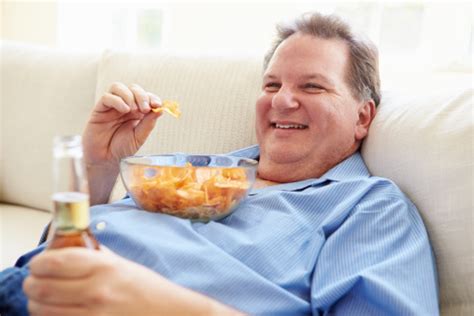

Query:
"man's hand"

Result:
[[83, 83, 162, 204], [23, 248, 243, 316]]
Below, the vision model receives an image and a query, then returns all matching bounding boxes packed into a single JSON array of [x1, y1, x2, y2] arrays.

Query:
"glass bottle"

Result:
[[47, 135, 99, 250]]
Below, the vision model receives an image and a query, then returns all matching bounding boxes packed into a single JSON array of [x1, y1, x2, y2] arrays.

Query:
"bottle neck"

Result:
[[52, 192, 90, 231]]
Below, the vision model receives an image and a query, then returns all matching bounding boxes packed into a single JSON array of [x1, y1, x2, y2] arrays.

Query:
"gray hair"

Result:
[[264, 12, 381, 107]]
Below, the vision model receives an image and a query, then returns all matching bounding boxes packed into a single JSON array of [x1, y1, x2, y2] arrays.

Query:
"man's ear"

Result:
[[355, 100, 376, 141]]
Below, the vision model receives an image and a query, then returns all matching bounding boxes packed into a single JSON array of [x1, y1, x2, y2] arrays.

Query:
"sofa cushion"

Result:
[[0, 204, 50, 269], [361, 87, 473, 315], [95, 51, 263, 201], [0, 42, 100, 211]]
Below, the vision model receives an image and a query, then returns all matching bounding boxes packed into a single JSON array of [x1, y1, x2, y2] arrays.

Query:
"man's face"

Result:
[[256, 33, 373, 180]]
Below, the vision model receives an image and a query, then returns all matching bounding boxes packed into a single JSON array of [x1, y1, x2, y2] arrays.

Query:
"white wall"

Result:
[[1, 0, 472, 77], [1, 0, 57, 47], [161, 2, 330, 56]]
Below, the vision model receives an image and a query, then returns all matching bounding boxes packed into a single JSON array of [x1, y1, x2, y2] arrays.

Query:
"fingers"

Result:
[[96, 93, 130, 113], [148, 92, 162, 109], [24, 248, 124, 313], [28, 299, 84, 316], [135, 110, 161, 147], [108, 82, 138, 112], [107, 82, 162, 114], [28, 248, 109, 278], [24, 276, 91, 305], [129, 84, 151, 112]]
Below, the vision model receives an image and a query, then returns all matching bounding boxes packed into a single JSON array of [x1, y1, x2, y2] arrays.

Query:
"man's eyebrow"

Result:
[[263, 73, 336, 86], [302, 73, 336, 86], [263, 74, 277, 81]]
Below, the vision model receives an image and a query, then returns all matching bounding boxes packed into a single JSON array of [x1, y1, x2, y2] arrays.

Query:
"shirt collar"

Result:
[[320, 151, 371, 182], [229, 145, 370, 194]]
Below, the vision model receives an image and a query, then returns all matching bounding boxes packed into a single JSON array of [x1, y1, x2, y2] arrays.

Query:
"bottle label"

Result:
[[52, 192, 90, 230]]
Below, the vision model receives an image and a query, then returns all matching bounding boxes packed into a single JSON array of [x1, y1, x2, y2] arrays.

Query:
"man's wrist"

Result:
[[86, 158, 120, 172], [86, 161, 120, 205]]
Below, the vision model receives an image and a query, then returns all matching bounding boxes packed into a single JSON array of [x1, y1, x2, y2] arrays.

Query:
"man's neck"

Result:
[[254, 177, 280, 189], [256, 147, 359, 184], [257, 159, 329, 184]]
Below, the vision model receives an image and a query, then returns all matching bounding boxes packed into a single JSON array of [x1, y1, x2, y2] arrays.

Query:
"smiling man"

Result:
[[1, 12, 438, 316]]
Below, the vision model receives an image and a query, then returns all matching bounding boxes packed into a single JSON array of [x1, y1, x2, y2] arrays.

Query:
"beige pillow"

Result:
[[362, 86, 473, 315], [0, 42, 100, 211]]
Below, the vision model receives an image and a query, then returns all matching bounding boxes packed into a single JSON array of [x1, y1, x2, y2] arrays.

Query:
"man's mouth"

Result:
[[271, 123, 308, 130]]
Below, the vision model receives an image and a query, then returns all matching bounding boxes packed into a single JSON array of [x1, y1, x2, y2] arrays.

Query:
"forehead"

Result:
[[266, 33, 350, 84]]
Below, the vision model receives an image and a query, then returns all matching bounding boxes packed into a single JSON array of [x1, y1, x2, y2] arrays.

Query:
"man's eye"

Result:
[[264, 83, 281, 92], [304, 83, 325, 91]]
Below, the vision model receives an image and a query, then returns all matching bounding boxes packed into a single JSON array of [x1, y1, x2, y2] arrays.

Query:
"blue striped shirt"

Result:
[[1, 145, 438, 315]]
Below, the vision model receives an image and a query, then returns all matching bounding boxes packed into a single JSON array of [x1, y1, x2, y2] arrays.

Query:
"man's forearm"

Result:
[[146, 274, 246, 316]]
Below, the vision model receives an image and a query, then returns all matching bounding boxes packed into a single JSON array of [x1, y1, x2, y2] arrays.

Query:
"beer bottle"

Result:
[[47, 135, 99, 250]]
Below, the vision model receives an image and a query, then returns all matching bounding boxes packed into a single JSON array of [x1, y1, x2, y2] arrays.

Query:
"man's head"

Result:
[[264, 12, 380, 107], [256, 12, 379, 183]]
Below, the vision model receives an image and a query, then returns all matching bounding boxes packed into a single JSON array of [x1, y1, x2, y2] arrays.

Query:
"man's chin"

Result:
[[261, 144, 306, 165]]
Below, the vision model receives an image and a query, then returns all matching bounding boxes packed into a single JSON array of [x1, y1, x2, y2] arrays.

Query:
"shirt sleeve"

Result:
[[0, 267, 30, 316], [310, 192, 439, 315], [0, 246, 46, 316]]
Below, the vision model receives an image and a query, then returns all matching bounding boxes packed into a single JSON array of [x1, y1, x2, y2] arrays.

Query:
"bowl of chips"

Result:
[[120, 154, 258, 221]]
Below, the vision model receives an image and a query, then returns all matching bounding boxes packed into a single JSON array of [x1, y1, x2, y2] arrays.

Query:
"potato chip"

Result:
[[151, 100, 181, 118]]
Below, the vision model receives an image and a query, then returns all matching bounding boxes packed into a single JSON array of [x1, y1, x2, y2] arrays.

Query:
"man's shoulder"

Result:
[[330, 152, 414, 206], [352, 175, 419, 215]]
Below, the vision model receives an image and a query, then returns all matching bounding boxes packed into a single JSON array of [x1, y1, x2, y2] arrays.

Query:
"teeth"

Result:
[[274, 123, 307, 129]]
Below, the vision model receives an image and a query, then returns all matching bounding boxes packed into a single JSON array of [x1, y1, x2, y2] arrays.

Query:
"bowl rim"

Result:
[[120, 154, 258, 169]]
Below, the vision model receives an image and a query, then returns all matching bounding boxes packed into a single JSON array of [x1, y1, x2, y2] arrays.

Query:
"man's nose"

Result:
[[271, 87, 299, 111]]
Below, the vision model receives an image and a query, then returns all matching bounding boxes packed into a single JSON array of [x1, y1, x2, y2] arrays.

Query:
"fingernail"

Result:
[[143, 101, 150, 110], [152, 96, 162, 106]]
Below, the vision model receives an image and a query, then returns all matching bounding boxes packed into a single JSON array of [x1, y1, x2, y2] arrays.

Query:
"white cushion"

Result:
[[0, 204, 51, 269], [362, 86, 473, 315], [0, 42, 100, 211]]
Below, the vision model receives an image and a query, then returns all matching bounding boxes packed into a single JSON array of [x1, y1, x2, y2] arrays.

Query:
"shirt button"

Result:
[[95, 221, 107, 231]]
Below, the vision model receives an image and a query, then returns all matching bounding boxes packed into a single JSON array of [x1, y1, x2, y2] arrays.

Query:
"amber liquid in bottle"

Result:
[[49, 230, 99, 249], [48, 135, 99, 250]]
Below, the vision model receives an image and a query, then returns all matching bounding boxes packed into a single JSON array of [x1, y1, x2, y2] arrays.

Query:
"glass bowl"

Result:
[[120, 154, 257, 221]]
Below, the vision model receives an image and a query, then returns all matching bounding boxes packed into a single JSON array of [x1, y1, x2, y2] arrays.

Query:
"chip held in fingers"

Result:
[[151, 100, 181, 118]]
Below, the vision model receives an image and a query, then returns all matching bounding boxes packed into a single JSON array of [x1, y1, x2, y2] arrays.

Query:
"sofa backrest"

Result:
[[0, 42, 100, 210], [0, 44, 263, 210]]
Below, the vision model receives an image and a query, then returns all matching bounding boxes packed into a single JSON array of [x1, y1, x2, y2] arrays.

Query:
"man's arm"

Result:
[[23, 247, 244, 316], [311, 193, 439, 315], [82, 83, 163, 205]]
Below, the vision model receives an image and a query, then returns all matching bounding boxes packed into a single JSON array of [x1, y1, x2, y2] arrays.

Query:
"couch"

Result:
[[0, 41, 472, 315]]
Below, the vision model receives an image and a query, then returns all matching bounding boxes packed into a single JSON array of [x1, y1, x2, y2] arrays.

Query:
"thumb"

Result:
[[134, 111, 161, 147]]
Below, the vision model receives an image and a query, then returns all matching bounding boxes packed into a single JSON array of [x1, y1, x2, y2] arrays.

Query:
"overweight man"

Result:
[[0, 12, 438, 316]]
